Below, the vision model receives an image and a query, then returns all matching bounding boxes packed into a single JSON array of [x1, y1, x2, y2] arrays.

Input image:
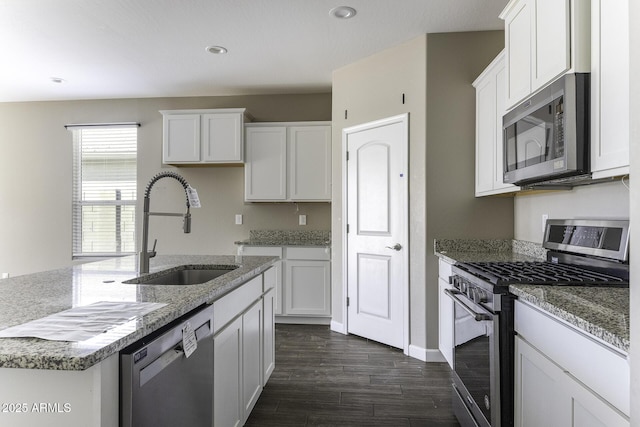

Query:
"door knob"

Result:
[[385, 243, 402, 251]]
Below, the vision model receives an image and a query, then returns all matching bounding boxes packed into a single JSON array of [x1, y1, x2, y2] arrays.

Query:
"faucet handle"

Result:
[[150, 239, 157, 258]]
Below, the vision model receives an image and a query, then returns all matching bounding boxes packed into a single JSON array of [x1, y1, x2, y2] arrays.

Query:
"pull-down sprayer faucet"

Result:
[[138, 171, 196, 274]]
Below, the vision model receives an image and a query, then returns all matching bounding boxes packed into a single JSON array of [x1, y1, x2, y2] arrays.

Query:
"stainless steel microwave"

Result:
[[503, 73, 590, 186]]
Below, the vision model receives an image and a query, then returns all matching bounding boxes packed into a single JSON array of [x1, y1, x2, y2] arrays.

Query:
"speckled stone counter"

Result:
[[510, 285, 629, 353], [0, 254, 277, 370], [434, 238, 547, 264], [235, 229, 331, 247]]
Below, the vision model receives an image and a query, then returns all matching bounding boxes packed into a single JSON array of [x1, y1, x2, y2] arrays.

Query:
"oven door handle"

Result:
[[444, 289, 492, 321]]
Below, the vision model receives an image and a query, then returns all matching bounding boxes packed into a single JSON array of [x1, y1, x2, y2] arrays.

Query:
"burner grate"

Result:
[[458, 261, 627, 286]]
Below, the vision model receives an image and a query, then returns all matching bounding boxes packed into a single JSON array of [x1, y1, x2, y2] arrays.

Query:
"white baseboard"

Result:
[[408, 344, 447, 363], [330, 320, 346, 334], [275, 316, 331, 325]]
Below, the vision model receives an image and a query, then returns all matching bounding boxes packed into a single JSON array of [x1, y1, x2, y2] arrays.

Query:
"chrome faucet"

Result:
[[139, 171, 193, 274]]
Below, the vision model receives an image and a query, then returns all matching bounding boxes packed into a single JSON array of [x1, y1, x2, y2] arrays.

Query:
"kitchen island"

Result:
[[0, 254, 277, 427]]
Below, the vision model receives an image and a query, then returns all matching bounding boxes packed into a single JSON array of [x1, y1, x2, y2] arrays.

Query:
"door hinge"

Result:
[[346, 297, 350, 307], [346, 151, 349, 161], [345, 109, 348, 119], [346, 224, 349, 233]]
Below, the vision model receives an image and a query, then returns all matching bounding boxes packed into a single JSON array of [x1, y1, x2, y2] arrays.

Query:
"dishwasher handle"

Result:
[[139, 345, 185, 387], [444, 288, 492, 321]]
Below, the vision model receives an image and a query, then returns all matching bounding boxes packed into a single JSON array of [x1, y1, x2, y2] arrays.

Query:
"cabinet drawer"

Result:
[[213, 275, 262, 333], [286, 247, 330, 261], [515, 300, 629, 416], [239, 246, 283, 258], [438, 259, 453, 280], [263, 266, 277, 292]]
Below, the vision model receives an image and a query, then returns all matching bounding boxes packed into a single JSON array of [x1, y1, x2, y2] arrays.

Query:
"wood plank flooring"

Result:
[[246, 324, 461, 426]]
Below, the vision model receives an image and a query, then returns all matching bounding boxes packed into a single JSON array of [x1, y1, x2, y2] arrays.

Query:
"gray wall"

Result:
[[332, 31, 513, 355], [425, 32, 514, 350], [0, 94, 331, 276]]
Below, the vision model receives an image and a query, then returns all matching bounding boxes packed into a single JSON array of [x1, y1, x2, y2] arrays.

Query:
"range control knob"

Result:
[[472, 288, 487, 304]]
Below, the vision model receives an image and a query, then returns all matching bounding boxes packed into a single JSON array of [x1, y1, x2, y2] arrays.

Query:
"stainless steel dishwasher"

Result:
[[120, 304, 214, 427]]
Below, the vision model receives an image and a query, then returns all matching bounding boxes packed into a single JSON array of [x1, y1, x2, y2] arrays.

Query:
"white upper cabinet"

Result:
[[161, 108, 249, 164], [590, 0, 630, 178], [500, 0, 590, 109], [244, 126, 288, 201], [245, 122, 331, 202], [474, 51, 519, 196], [288, 126, 332, 200]]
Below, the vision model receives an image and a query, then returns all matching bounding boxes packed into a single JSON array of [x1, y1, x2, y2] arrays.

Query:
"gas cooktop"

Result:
[[455, 261, 628, 287], [454, 219, 630, 289]]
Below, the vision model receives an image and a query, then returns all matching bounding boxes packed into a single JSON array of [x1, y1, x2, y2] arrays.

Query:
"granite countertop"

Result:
[[434, 238, 548, 264], [235, 229, 331, 247], [510, 285, 629, 353], [434, 238, 629, 353], [0, 254, 277, 371]]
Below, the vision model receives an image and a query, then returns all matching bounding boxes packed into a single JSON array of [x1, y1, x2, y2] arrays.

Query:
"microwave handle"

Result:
[[444, 289, 492, 321]]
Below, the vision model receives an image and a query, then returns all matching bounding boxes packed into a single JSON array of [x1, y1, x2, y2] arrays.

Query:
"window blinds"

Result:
[[71, 126, 137, 257]]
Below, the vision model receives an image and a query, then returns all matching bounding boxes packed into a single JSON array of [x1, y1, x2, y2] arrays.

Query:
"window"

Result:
[[71, 125, 137, 258]]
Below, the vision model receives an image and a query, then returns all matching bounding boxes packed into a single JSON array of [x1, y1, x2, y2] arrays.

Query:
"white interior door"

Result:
[[344, 114, 408, 350]]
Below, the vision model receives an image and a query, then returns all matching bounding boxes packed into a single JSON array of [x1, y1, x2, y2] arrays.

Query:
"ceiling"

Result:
[[0, 0, 508, 103]]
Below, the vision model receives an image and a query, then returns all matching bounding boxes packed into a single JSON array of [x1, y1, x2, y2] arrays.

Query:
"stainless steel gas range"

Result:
[[447, 219, 630, 427]]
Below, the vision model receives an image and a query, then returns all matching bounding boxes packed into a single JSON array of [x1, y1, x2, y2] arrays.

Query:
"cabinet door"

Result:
[[504, 0, 532, 108], [564, 373, 630, 427], [591, 0, 630, 177], [242, 300, 262, 422], [475, 68, 497, 195], [214, 316, 243, 427], [202, 112, 243, 162], [531, 0, 570, 92], [515, 336, 570, 427], [163, 114, 201, 162], [245, 126, 287, 200], [285, 260, 331, 316], [474, 53, 518, 196], [262, 287, 276, 384], [288, 126, 332, 201], [438, 277, 454, 368]]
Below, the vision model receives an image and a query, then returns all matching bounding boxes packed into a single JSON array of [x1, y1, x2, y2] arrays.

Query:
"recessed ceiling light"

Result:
[[329, 6, 357, 19], [205, 45, 228, 54], [50, 77, 66, 84]]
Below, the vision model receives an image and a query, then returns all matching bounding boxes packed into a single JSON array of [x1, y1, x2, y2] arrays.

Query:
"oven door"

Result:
[[445, 289, 497, 427]]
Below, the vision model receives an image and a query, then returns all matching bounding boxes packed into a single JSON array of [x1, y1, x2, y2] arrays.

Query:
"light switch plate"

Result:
[[299, 214, 307, 226], [235, 214, 243, 225]]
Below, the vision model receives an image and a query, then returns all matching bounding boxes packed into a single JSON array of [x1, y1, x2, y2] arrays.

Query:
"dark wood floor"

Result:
[[246, 324, 461, 426]]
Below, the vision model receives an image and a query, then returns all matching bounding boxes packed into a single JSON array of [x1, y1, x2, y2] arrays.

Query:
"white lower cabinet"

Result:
[[212, 270, 275, 426], [437, 259, 454, 368], [214, 316, 243, 427], [239, 245, 331, 323], [262, 287, 276, 383], [241, 301, 263, 418], [285, 259, 330, 316], [514, 301, 629, 427]]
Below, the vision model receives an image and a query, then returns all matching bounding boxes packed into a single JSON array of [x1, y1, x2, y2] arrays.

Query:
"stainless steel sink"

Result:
[[125, 265, 238, 285]]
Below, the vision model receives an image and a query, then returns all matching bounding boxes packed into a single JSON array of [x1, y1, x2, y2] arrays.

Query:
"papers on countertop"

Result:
[[0, 301, 167, 342]]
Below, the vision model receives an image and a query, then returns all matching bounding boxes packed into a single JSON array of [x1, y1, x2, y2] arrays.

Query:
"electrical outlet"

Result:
[[299, 214, 307, 226], [542, 214, 549, 234], [235, 214, 243, 225]]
